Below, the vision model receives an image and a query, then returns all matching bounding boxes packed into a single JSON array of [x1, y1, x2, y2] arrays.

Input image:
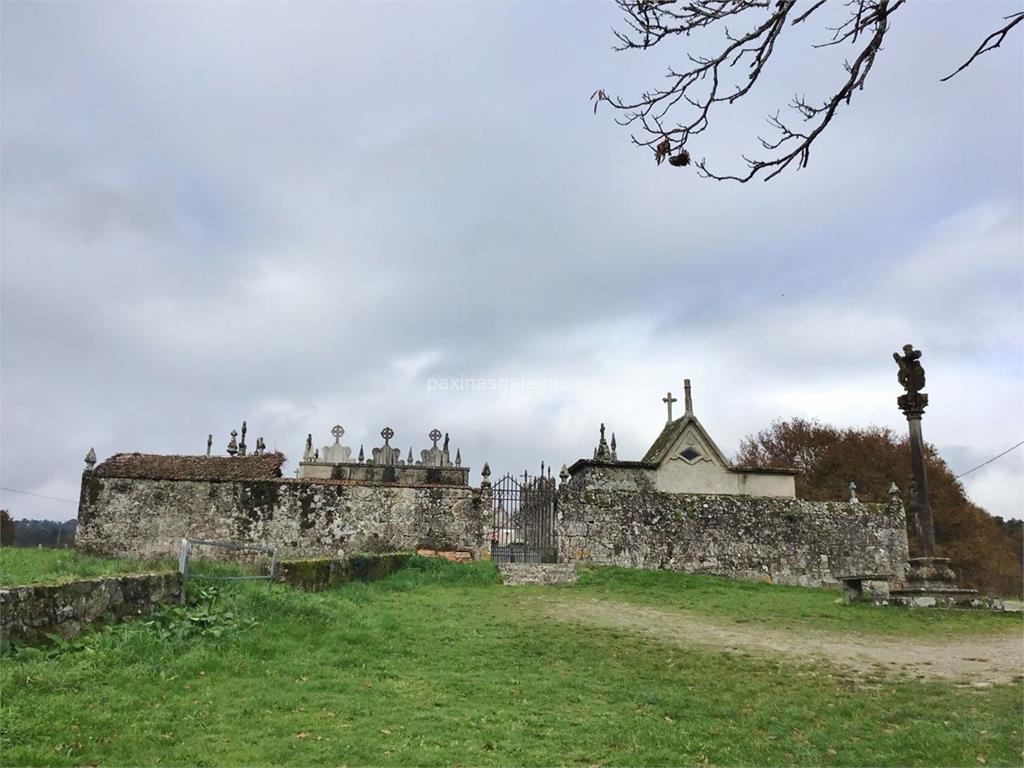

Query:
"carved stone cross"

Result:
[[429, 428, 442, 447], [330, 424, 345, 443], [662, 391, 677, 423]]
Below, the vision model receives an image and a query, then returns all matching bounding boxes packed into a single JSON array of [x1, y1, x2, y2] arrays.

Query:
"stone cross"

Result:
[[331, 424, 345, 442], [894, 344, 936, 557], [227, 430, 239, 456], [662, 392, 677, 423], [372, 427, 399, 466], [897, 346, 937, 557], [421, 428, 451, 467]]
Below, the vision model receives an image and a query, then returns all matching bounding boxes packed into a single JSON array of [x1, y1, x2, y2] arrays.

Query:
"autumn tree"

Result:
[[594, 1, 1023, 181], [737, 418, 1023, 596], [0, 510, 14, 547]]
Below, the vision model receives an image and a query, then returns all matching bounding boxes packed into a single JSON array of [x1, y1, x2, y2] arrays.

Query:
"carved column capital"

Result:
[[897, 392, 929, 419]]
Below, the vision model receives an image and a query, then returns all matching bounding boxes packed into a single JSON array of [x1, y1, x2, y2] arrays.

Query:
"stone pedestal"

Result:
[[890, 557, 978, 607]]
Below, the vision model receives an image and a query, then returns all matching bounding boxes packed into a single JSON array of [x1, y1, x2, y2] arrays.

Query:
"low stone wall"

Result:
[[0, 572, 182, 646], [77, 472, 489, 560], [558, 465, 909, 588], [275, 552, 411, 591]]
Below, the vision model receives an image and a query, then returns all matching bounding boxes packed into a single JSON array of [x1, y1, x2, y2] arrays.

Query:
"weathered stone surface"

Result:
[[498, 563, 578, 586], [77, 474, 489, 560], [94, 453, 284, 481], [298, 462, 471, 486], [887, 556, 979, 606], [0, 572, 181, 646], [557, 464, 909, 589], [416, 548, 475, 563], [274, 552, 411, 591]]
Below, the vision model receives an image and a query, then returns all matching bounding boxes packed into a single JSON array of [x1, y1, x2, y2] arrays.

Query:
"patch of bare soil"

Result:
[[541, 598, 1024, 684]]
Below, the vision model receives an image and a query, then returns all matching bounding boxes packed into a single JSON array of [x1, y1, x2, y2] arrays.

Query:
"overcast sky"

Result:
[[2, 0, 1022, 522]]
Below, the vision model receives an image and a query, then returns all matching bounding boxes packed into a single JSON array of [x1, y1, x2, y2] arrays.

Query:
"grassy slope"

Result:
[[2, 556, 1021, 767], [574, 566, 1023, 636], [0, 548, 172, 587]]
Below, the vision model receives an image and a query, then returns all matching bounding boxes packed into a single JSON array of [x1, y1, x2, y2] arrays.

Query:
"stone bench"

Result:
[[836, 573, 895, 603]]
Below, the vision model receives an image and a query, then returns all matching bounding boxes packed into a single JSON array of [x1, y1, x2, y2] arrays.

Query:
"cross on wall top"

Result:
[[662, 391, 678, 423], [330, 424, 345, 443]]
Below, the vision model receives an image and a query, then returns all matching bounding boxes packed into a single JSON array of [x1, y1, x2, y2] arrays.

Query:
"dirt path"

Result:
[[541, 598, 1024, 684]]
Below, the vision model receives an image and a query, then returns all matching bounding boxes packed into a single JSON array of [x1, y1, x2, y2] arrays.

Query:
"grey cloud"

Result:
[[2, 1, 1021, 521]]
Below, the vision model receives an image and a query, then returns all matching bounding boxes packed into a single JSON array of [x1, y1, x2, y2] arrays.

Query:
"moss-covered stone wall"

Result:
[[274, 552, 411, 591], [557, 465, 909, 588], [1, 572, 182, 647], [76, 473, 488, 560]]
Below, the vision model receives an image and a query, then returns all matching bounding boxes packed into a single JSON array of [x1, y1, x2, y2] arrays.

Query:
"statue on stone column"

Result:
[[893, 344, 934, 555], [893, 344, 926, 394]]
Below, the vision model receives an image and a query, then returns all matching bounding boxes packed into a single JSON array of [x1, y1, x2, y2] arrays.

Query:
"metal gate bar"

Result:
[[490, 470, 557, 564]]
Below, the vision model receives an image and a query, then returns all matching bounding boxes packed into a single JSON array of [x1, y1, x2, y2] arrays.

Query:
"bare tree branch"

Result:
[[594, 0, 1021, 182], [941, 11, 1024, 82]]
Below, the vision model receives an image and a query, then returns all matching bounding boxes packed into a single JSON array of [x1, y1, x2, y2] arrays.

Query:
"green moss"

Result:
[[277, 553, 412, 592], [86, 476, 103, 507]]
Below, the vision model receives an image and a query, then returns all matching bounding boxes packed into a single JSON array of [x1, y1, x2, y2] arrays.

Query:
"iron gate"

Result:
[[490, 470, 558, 563]]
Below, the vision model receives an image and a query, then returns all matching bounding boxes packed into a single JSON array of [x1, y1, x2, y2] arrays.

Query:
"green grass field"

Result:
[[0, 548, 172, 587], [1, 554, 1021, 766]]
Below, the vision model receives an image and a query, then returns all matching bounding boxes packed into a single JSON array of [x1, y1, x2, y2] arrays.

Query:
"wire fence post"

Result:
[[177, 538, 278, 604], [177, 538, 191, 603]]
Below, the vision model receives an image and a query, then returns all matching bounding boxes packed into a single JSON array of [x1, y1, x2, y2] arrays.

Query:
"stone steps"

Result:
[[497, 563, 578, 586]]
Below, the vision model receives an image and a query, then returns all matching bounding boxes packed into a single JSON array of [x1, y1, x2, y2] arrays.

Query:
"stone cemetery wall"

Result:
[[1, 572, 182, 647], [77, 456, 488, 560], [558, 464, 909, 588]]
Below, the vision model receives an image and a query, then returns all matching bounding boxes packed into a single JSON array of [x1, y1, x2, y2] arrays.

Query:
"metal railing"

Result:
[[490, 471, 558, 564], [177, 538, 278, 602]]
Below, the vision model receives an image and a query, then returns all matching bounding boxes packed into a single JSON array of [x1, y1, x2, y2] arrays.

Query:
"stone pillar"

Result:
[[898, 392, 936, 557], [477, 463, 493, 559], [891, 346, 976, 606]]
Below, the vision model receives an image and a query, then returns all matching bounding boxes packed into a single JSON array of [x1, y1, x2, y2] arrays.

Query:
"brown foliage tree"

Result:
[[0, 509, 15, 547], [737, 418, 1023, 596]]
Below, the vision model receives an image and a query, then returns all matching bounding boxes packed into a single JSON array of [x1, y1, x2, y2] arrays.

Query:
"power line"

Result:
[[955, 440, 1024, 480], [0, 486, 78, 503]]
